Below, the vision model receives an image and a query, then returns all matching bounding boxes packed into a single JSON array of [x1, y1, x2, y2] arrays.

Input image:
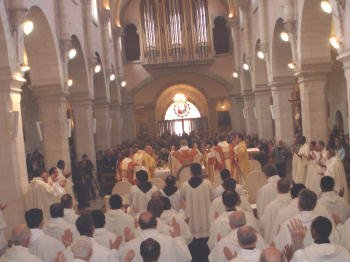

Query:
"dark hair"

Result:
[[60, 194, 73, 209], [76, 214, 94, 237], [320, 176, 335, 192], [48, 167, 57, 176], [165, 175, 176, 187], [136, 170, 149, 182], [300, 136, 306, 144], [237, 134, 245, 141], [140, 238, 161, 262], [57, 160, 65, 169], [318, 141, 325, 147], [109, 194, 123, 210], [50, 203, 64, 218], [298, 189, 317, 211], [25, 208, 43, 228], [277, 178, 291, 194], [222, 190, 238, 209], [33, 168, 44, 178], [160, 196, 171, 210], [139, 212, 157, 230], [90, 210, 105, 229], [311, 216, 332, 239], [220, 169, 231, 181], [147, 198, 163, 218], [290, 183, 306, 199], [263, 164, 278, 177], [190, 163, 202, 177], [223, 178, 236, 191]]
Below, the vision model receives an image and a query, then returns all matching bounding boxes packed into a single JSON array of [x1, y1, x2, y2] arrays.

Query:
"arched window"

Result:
[[124, 24, 141, 61], [213, 16, 229, 54]]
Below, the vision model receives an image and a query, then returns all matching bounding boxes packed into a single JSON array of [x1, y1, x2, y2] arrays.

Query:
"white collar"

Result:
[[30, 228, 43, 242]]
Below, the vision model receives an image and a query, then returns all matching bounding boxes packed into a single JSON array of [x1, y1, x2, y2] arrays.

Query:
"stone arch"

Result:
[[345, 2, 350, 48], [270, 18, 294, 79], [298, 0, 332, 67], [24, 6, 63, 90]]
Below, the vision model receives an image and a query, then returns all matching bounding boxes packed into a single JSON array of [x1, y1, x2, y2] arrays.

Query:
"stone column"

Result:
[[113, 27, 124, 81], [242, 92, 257, 135], [297, 66, 329, 142], [0, 79, 28, 233], [34, 88, 71, 171], [109, 102, 122, 146], [339, 50, 350, 144], [70, 98, 96, 163], [208, 99, 218, 135], [94, 100, 111, 151], [254, 88, 274, 140], [270, 78, 295, 144], [229, 94, 245, 133]]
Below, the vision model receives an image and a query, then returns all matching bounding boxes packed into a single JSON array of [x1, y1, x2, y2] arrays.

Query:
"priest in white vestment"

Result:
[[209, 211, 266, 262], [119, 211, 192, 262], [305, 143, 323, 195], [129, 170, 158, 216], [318, 176, 350, 223], [91, 210, 118, 248], [26, 168, 59, 219], [57, 160, 75, 199], [44, 203, 79, 242], [75, 214, 120, 262], [160, 175, 181, 211], [180, 163, 213, 239], [294, 136, 309, 184], [259, 178, 291, 244], [324, 148, 349, 203], [61, 194, 79, 225], [159, 196, 193, 244], [48, 167, 66, 197], [273, 189, 339, 251], [0, 225, 41, 262], [256, 165, 280, 218], [0, 204, 7, 255], [24, 208, 70, 262], [288, 216, 350, 262], [105, 194, 135, 243]]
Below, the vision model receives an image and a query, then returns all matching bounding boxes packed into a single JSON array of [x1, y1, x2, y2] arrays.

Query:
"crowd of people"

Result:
[[1, 130, 350, 261]]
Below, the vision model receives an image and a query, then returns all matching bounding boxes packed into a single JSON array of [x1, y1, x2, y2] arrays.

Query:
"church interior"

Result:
[[1, 0, 350, 261]]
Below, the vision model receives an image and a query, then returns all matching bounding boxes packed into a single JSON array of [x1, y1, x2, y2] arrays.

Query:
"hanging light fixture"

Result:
[[257, 51, 265, 60], [67, 79, 73, 87], [68, 48, 77, 60], [23, 21, 34, 35], [243, 63, 250, 71], [320, 1, 332, 14], [94, 64, 101, 73], [329, 37, 340, 49], [233, 72, 239, 78], [280, 32, 289, 42]]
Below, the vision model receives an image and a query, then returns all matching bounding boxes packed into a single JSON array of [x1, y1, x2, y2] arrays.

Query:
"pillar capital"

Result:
[[296, 63, 331, 83], [32, 86, 68, 102], [269, 76, 296, 92]]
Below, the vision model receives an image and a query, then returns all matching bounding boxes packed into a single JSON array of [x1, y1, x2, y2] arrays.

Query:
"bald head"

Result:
[[229, 211, 246, 230], [72, 236, 93, 261], [12, 224, 31, 247], [237, 225, 257, 249], [139, 211, 157, 230], [260, 247, 285, 262]]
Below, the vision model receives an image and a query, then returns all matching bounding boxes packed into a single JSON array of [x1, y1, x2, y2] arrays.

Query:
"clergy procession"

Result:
[[1, 131, 350, 262]]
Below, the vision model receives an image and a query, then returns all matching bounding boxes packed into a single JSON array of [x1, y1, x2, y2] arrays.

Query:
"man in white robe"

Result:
[[208, 191, 258, 250], [0, 225, 41, 262], [57, 160, 75, 199], [75, 214, 121, 262], [318, 176, 350, 223], [0, 204, 7, 255], [209, 211, 266, 262], [26, 168, 59, 219], [105, 194, 135, 243], [119, 211, 192, 262], [71, 236, 93, 262], [287, 216, 350, 262], [180, 163, 213, 239], [91, 210, 118, 248], [44, 203, 79, 242], [295, 136, 309, 184], [324, 148, 349, 203], [159, 196, 193, 244], [24, 208, 72, 262], [221, 225, 262, 262], [273, 189, 339, 251], [129, 170, 158, 216], [256, 165, 280, 218], [259, 178, 291, 244], [61, 194, 79, 225], [48, 167, 66, 197]]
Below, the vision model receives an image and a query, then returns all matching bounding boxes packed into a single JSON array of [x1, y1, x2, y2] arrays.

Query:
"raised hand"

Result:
[[61, 229, 73, 248], [55, 251, 66, 262], [110, 235, 123, 250], [283, 244, 293, 262], [287, 218, 307, 251], [124, 227, 134, 242], [124, 250, 135, 262], [216, 233, 222, 242], [223, 247, 236, 261], [170, 217, 181, 238]]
